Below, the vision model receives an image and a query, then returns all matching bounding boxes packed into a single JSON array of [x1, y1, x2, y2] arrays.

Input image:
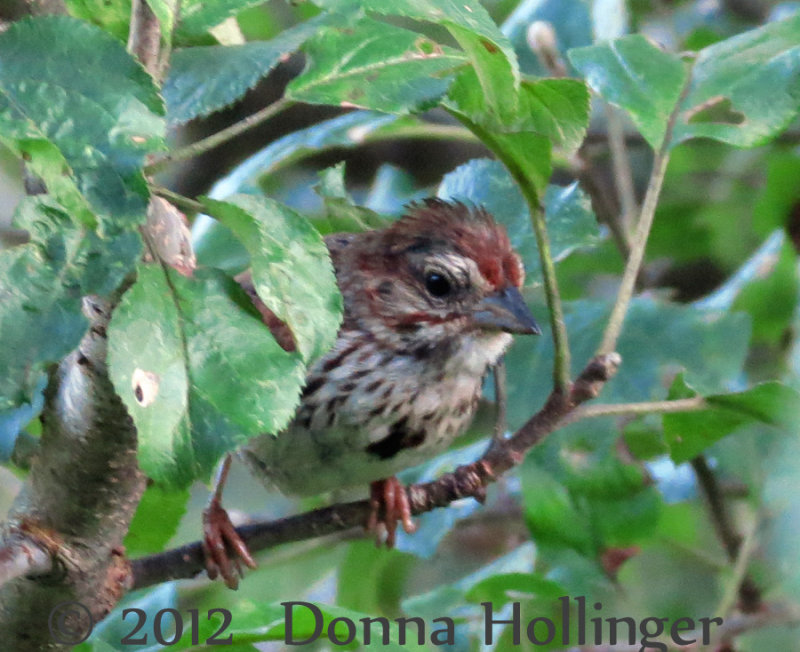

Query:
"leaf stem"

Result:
[[715, 516, 759, 619], [604, 102, 638, 236], [150, 184, 205, 213], [567, 396, 707, 422], [596, 69, 695, 356], [525, 184, 571, 392], [597, 147, 669, 353], [145, 97, 295, 175]]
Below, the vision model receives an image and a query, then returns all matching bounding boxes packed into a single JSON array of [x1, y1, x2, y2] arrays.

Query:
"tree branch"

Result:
[[0, 297, 145, 648], [127, 0, 161, 75], [131, 352, 621, 590], [604, 102, 637, 237], [144, 97, 295, 175], [0, 2, 165, 645], [0, 534, 52, 586], [692, 455, 762, 614], [598, 73, 694, 355]]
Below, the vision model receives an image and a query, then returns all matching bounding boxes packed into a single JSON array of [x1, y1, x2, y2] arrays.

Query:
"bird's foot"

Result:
[[202, 496, 257, 590], [367, 476, 417, 547]]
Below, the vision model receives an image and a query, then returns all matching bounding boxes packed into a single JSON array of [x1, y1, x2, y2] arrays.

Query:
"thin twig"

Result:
[[598, 72, 693, 354], [715, 516, 759, 619], [567, 396, 706, 422], [692, 456, 743, 561], [127, 0, 161, 73], [604, 102, 637, 236], [525, 188, 572, 392], [131, 353, 620, 589], [692, 455, 762, 614], [150, 184, 205, 213], [145, 98, 295, 175], [492, 359, 507, 441]]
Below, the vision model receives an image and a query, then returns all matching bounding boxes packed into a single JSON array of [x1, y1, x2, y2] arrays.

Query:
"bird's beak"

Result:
[[471, 286, 541, 335]]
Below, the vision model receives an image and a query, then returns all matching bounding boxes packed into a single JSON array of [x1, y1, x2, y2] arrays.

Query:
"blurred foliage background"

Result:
[[2, 0, 800, 649]]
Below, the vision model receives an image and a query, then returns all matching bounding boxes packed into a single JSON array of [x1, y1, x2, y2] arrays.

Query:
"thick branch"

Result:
[[131, 353, 621, 590], [0, 297, 145, 649]]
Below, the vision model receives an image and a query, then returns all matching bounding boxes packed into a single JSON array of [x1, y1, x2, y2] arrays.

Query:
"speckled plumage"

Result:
[[239, 199, 534, 496]]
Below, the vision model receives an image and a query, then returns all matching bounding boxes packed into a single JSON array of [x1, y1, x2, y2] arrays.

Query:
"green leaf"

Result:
[[287, 18, 466, 113], [672, 13, 800, 147], [0, 245, 87, 412], [314, 0, 518, 86], [438, 158, 600, 284], [521, 417, 661, 562], [664, 376, 800, 464], [201, 195, 343, 363], [314, 163, 388, 233], [165, 15, 331, 123], [446, 73, 588, 153], [465, 572, 566, 607], [0, 195, 141, 412], [522, 466, 597, 555], [13, 195, 142, 297], [516, 79, 590, 155], [337, 541, 414, 614], [124, 485, 190, 555], [445, 75, 588, 198], [568, 35, 688, 149], [570, 16, 800, 150], [403, 543, 536, 617], [178, 0, 267, 38], [108, 265, 306, 487], [447, 23, 519, 122], [66, 0, 131, 42], [0, 15, 165, 227], [763, 434, 800, 597], [193, 112, 403, 272]]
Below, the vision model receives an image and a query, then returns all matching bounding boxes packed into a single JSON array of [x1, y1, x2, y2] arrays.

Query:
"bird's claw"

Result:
[[367, 477, 417, 547], [202, 496, 257, 590]]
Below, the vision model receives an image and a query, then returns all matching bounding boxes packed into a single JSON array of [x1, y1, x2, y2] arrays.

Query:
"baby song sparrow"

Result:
[[204, 199, 540, 588]]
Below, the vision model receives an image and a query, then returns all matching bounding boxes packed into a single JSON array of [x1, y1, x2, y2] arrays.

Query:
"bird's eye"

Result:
[[425, 272, 451, 298]]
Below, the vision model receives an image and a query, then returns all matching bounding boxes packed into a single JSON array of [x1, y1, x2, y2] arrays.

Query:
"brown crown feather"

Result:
[[382, 198, 524, 289]]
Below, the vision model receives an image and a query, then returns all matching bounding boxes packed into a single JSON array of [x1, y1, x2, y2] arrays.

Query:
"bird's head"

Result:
[[327, 199, 541, 354]]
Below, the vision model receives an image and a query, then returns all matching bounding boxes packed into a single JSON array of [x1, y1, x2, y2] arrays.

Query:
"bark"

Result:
[[0, 297, 145, 649]]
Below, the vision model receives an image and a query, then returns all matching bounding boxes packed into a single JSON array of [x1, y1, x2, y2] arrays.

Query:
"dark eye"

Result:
[[425, 272, 451, 297]]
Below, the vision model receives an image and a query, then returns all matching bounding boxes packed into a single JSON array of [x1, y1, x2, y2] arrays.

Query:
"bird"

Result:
[[203, 198, 541, 588]]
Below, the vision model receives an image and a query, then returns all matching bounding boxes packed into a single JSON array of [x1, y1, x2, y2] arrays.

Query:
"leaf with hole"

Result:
[[108, 265, 306, 487]]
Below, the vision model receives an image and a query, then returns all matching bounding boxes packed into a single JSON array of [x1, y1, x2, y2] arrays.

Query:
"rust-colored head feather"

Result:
[[382, 199, 524, 289]]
